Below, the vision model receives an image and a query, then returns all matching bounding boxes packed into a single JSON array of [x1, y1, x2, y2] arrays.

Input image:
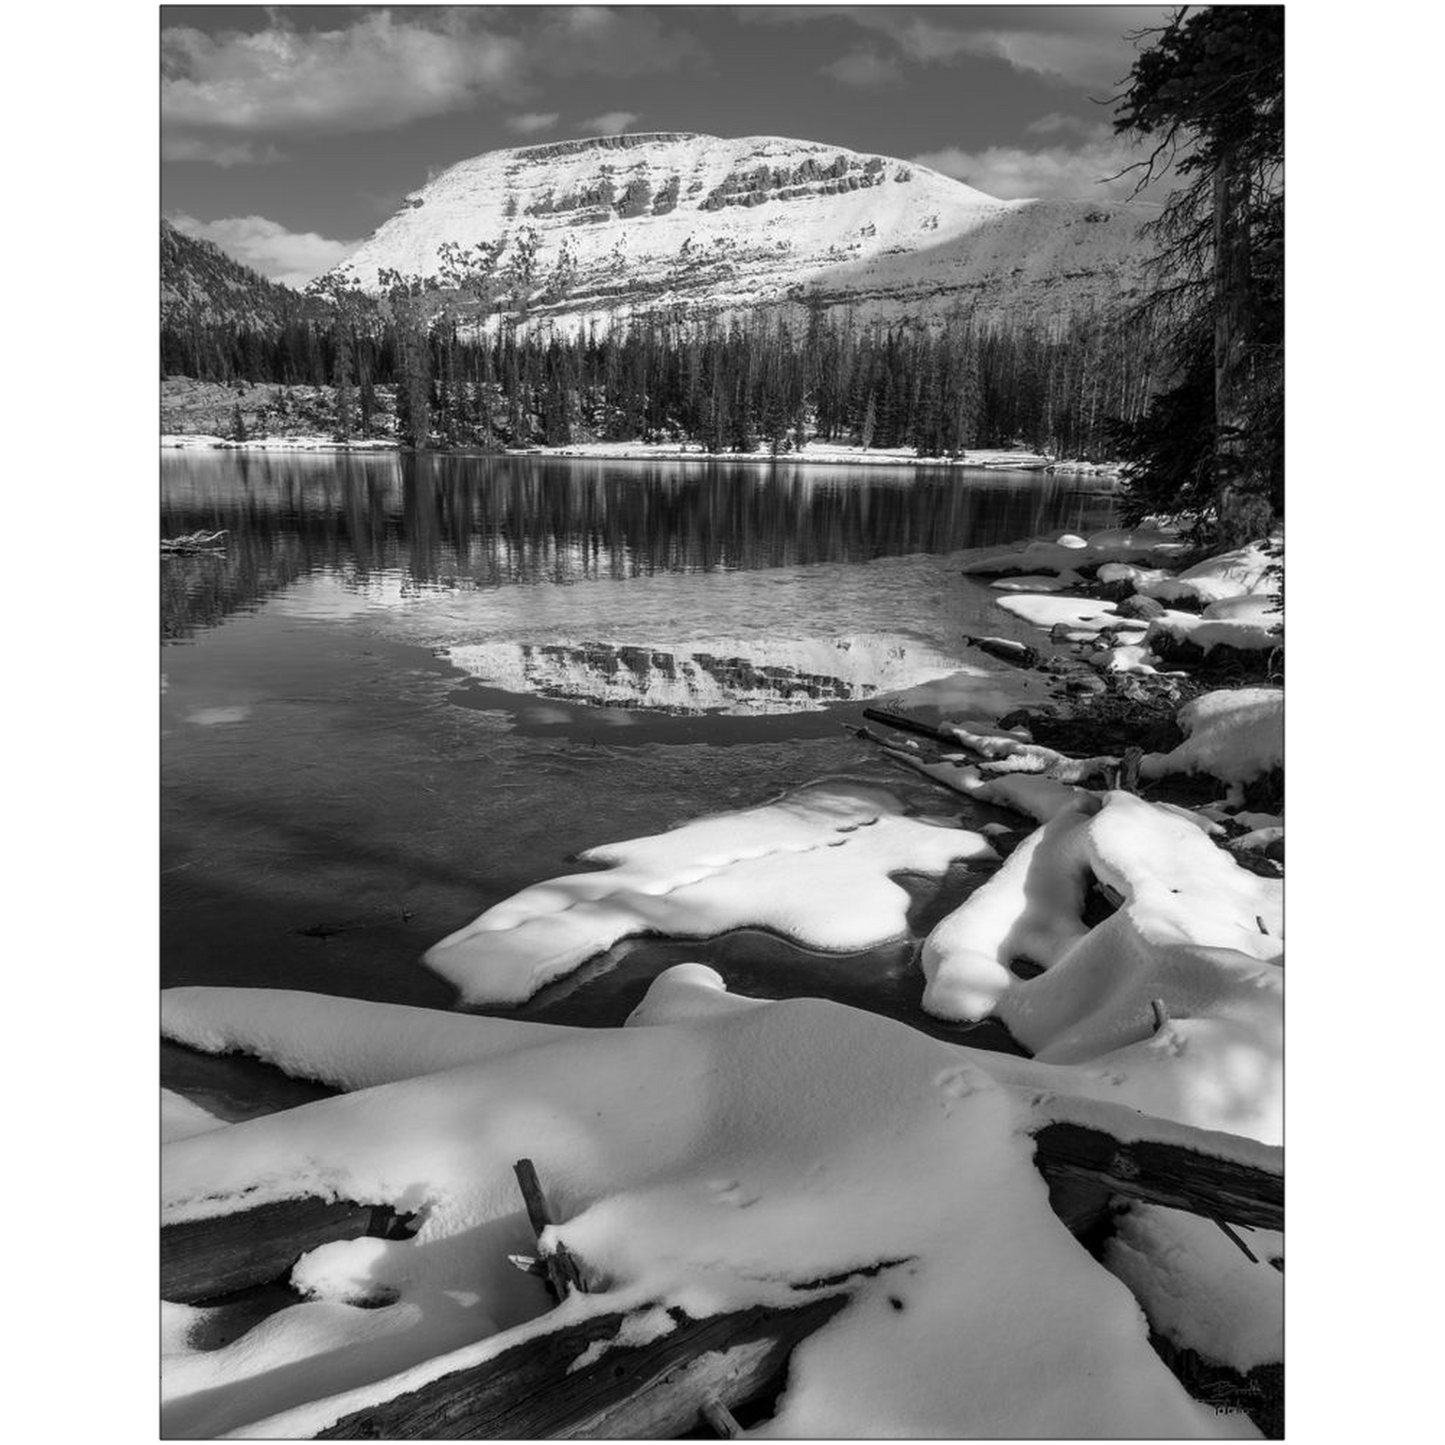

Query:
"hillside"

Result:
[[331, 132, 1152, 332], [161, 219, 303, 330]]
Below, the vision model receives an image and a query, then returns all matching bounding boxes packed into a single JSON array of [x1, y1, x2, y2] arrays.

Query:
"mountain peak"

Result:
[[334, 131, 1147, 332]]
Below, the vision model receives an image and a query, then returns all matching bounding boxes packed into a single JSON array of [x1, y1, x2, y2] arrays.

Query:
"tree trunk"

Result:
[[1213, 151, 1255, 543]]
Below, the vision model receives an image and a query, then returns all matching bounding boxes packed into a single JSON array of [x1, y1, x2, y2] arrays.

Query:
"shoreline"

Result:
[[160, 432, 1120, 476]]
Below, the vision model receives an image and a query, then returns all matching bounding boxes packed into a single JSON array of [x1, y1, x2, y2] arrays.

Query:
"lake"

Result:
[[161, 451, 1118, 1042]]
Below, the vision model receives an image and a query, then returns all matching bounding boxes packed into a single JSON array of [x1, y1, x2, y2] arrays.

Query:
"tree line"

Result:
[[161, 301, 1167, 461]]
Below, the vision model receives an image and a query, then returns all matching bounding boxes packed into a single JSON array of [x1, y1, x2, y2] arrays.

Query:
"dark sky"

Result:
[[161, 5, 1174, 285]]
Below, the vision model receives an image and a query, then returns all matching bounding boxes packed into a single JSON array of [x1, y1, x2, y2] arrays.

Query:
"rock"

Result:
[[1116, 593, 1167, 622]]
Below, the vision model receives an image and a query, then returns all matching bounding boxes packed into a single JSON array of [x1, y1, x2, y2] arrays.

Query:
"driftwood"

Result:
[[315, 1292, 852, 1440], [962, 635, 1041, 669], [161, 1196, 417, 1303], [860, 706, 962, 750]]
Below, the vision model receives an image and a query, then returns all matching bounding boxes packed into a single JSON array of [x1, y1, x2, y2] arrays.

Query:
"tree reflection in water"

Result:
[[161, 451, 1115, 642]]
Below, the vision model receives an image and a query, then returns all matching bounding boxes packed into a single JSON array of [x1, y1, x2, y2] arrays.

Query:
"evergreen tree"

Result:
[[1111, 5, 1284, 539]]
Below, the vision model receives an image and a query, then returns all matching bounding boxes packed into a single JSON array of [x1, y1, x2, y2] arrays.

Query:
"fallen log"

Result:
[[315, 1292, 852, 1440], [1028, 1118, 1282, 1233], [161, 1196, 417, 1303], [962, 635, 1041, 669], [860, 705, 962, 749]]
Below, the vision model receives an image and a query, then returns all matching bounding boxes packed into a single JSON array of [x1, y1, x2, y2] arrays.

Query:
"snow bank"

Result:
[[1141, 689, 1284, 804], [162, 987, 1244, 1439], [531, 441, 1086, 470], [920, 792, 1283, 1143], [161, 1087, 228, 1144], [1140, 540, 1280, 606], [162, 987, 584, 1091], [962, 527, 1185, 579], [1105, 1204, 1282, 1373], [1147, 606, 1283, 656], [989, 572, 1081, 592], [995, 594, 1123, 634], [424, 781, 997, 1005], [160, 433, 398, 453]]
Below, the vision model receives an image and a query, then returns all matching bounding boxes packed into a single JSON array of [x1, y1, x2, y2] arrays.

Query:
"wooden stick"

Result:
[[701, 1397, 743, 1438], [1212, 1216, 1261, 1264], [316, 1293, 851, 1440], [161, 1196, 416, 1304], [512, 1158, 588, 1302]]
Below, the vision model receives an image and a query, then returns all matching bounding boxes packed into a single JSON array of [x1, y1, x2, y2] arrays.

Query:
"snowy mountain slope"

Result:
[[332, 133, 1151, 330]]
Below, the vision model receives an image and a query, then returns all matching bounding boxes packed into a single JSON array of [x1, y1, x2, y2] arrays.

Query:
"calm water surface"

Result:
[[161, 452, 1117, 1037]]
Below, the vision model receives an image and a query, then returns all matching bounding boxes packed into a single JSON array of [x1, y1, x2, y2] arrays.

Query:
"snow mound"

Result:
[[920, 792, 1282, 1142], [1105, 1204, 1282, 1373], [1141, 540, 1280, 606], [1147, 606, 1283, 656], [424, 781, 997, 1005], [162, 988, 1245, 1439], [163, 987, 583, 1090], [1141, 689, 1284, 804], [994, 594, 1124, 635], [161, 1088, 228, 1144]]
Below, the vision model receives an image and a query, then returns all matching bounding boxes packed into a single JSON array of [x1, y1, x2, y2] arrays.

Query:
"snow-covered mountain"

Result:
[[333, 133, 1151, 331]]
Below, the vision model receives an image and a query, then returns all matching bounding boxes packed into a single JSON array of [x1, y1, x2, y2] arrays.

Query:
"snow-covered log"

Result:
[[162, 1197, 417, 1304], [1029, 1121, 1282, 1232], [314, 1293, 852, 1440]]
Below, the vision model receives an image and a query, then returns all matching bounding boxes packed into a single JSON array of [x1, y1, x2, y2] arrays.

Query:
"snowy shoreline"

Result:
[[160, 432, 1120, 475], [161, 523, 1282, 1439]]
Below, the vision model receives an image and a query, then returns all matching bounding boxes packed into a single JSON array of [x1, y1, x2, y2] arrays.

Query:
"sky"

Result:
[[161, 4, 1176, 287]]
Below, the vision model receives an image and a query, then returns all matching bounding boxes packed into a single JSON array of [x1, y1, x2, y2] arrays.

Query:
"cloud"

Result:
[[161, 136, 284, 167], [912, 126, 1175, 203], [535, 8, 702, 78], [1024, 112, 1093, 139], [161, 8, 700, 164], [753, 6, 1173, 91], [161, 12, 525, 138], [822, 48, 901, 87], [168, 212, 361, 289], [579, 111, 641, 136], [508, 111, 560, 136]]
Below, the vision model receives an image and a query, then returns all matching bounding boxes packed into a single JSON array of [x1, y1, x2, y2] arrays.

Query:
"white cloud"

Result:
[[536, 8, 701, 78], [755, 6, 1172, 91], [161, 13, 524, 137], [822, 48, 901, 87], [913, 127, 1174, 203], [508, 111, 560, 135], [579, 111, 641, 136], [168, 212, 361, 289]]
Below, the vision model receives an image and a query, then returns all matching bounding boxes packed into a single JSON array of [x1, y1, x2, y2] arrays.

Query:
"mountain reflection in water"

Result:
[[161, 451, 1117, 644]]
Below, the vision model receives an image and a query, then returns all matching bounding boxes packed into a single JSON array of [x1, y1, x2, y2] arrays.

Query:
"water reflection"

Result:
[[161, 452, 1116, 643]]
